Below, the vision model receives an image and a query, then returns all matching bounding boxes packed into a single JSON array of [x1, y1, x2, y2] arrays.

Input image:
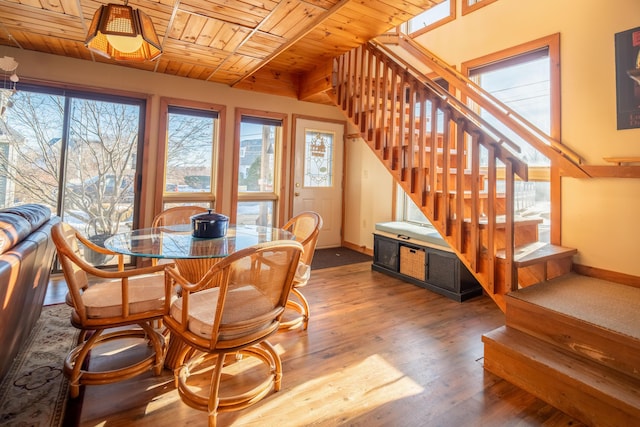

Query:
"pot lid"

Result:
[[191, 209, 229, 222]]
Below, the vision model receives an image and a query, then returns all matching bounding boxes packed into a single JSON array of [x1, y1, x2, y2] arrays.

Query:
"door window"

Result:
[[303, 130, 334, 188]]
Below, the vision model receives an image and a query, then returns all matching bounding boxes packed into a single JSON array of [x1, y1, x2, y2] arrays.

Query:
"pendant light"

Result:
[[85, 1, 162, 62]]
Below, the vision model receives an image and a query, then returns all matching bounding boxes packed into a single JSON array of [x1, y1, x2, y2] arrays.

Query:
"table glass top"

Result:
[[104, 224, 295, 259]]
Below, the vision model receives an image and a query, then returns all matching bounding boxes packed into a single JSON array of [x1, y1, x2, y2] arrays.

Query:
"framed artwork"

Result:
[[615, 26, 640, 130]]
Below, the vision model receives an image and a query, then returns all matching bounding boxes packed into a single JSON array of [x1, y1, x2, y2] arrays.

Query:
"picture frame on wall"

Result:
[[615, 26, 640, 130]]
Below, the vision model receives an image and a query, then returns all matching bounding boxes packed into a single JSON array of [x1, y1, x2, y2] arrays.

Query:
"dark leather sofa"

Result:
[[0, 204, 60, 380]]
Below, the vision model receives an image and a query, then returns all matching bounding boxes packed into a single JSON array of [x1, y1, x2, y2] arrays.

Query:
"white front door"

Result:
[[293, 118, 344, 248]]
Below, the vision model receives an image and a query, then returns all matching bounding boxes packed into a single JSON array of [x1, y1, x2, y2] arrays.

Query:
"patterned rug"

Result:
[[0, 304, 78, 426]]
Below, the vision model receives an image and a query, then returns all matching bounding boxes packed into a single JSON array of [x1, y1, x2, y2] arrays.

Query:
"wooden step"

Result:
[[496, 242, 576, 287], [483, 325, 640, 427], [474, 216, 543, 248], [505, 273, 640, 380]]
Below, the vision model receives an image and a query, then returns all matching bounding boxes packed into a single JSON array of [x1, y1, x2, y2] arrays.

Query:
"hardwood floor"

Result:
[[52, 262, 583, 426]]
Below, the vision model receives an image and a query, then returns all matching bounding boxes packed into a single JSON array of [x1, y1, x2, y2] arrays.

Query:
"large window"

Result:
[[157, 102, 222, 212], [463, 35, 560, 242], [0, 84, 145, 266], [233, 111, 285, 227]]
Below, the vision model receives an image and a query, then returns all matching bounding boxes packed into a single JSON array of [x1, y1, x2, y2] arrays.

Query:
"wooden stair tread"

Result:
[[495, 242, 577, 267], [483, 326, 640, 413], [474, 215, 544, 228], [509, 273, 640, 341]]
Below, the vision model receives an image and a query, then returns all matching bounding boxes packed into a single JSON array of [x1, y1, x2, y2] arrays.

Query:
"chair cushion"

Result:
[[81, 274, 166, 318], [293, 262, 310, 287], [170, 285, 274, 340]]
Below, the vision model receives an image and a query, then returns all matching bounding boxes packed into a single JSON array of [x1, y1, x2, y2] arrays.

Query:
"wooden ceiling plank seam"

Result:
[[195, 18, 225, 47], [271, 3, 327, 40], [167, 9, 189, 39], [18, 0, 44, 9], [203, 0, 294, 82], [211, 23, 249, 52], [230, 0, 353, 86], [60, 0, 82, 17], [0, 23, 23, 49], [179, 13, 208, 43], [178, 0, 266, 28], [300, 0, 340, 9]]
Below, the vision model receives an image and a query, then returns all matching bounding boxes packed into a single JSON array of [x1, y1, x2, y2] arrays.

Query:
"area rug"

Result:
[[0, 304, 78, 426], [311, 246, 372, 270]]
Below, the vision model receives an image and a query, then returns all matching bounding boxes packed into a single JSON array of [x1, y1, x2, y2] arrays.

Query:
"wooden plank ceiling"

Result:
[[0, 0, 443, 104]]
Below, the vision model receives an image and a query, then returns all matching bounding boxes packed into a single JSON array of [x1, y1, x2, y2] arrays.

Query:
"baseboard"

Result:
[[572, 263, 640, 288], [341, 240, 373, 256]]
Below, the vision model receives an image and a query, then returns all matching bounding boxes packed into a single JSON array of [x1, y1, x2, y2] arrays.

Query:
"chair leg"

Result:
[[207, 352, 226, 427], [291, 287, 310, 331], [139, 321, 165, 375], [279, 286, 310, 331], [65, 328, 105, 398]]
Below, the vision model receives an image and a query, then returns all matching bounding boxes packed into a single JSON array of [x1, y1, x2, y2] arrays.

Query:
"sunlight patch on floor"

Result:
[[233, 353, 424, 426]]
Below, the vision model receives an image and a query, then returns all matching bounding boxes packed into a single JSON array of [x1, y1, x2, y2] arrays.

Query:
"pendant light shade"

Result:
[[85, 2, 162, 62]]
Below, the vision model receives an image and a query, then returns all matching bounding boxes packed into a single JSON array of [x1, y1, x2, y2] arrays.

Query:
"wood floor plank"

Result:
[[57, 262, 583, 426]]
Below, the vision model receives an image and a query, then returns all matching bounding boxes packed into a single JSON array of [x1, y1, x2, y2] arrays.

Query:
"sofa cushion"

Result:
[[0, 213, 32, 255], [0, 204, 51, 229], [0, 204, 52, 255]]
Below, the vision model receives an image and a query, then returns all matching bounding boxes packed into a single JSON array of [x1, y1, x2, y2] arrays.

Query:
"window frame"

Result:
[[155, 97, 226, 216], [406, 0, 456, 37], [232, 108, 288, 226], [461, 0, 498, 16]]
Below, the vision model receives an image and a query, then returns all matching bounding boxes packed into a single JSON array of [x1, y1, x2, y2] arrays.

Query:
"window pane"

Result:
[[470, 52, 551, 166], [62, 98, 140, 265], [239, 122, 275, 193], [237, 201, 273, 226], [165, 108, 215, 194], [408, 0, 452, 34], [304, 130, 333, 187], [0, 90, 62, 210]]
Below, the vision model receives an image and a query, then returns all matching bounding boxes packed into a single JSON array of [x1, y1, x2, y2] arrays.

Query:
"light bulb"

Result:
[[106, 34, 143, 53]]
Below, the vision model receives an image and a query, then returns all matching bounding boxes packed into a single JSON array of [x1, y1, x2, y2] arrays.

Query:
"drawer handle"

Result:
[[397, 234, 410, 240]]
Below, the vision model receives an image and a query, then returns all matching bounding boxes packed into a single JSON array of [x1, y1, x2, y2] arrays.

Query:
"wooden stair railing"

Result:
[[374, 32, 591, 179], [330, 43, 535, 310]]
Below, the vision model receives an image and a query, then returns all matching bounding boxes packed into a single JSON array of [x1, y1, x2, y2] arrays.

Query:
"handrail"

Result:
[[371, 41, 523, 154], [376, 33, 591, 179]]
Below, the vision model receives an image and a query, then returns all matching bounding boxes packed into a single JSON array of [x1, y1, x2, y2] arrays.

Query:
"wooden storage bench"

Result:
[[372, 221, 483, 302]]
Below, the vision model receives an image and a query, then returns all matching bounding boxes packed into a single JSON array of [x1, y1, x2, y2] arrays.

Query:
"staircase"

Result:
[[328, 34, 640, 425], [328, 37, 581, 311], [483, 274, 640, 425]]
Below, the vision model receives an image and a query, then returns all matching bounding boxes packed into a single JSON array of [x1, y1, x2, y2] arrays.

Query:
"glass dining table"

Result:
[[105, 223, 295, 283], [104, 223, 296, 369]]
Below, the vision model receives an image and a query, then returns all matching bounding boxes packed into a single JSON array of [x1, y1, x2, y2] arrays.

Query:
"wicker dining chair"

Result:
[[279, 211, 323, 331], [152, 205, 208, 228], [52, 222, 171, 398], [163, 240, 303, 427], [151, 205, 208, 266]]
